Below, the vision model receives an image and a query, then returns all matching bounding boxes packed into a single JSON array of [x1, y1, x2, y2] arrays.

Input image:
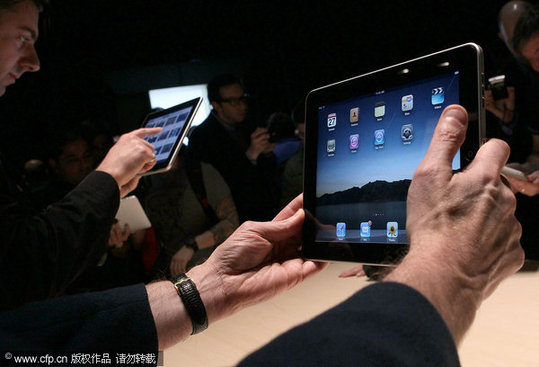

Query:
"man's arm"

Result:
[[0, 284, 158, 354], [386, 105, 523, 344], [151, 195, 327, 349], [0, 128, 160, 311], [0, 171, 120, 310]]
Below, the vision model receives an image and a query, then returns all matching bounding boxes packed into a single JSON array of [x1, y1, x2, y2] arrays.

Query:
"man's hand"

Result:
[[386, 105, 524, 344], [188, 194, 327, 323], [96, 128, 161, 197], [169, 247, 195, 276], [338, 265, 366, 278], [507, 170, 539, 196], [485, 86, 515, 122], [108, 222, 130, 248], [246, 127, 274, 161]]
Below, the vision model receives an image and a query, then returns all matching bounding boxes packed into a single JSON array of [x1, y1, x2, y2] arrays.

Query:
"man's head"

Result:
[[498, 1, 532, 55], [512, 5, 539, 71], [48, 129, 94, 186], [0, 0, 41, 96], [207, 74, 248, 126]]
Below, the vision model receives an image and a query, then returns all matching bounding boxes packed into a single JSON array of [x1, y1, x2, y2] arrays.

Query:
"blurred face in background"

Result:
[[49, 139, 94, 186], [519, 33, 539, 72], [212, 83, 248, 126], [0, 0, 40, 96]]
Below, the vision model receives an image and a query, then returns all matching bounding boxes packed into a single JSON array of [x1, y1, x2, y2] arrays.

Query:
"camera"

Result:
[[266, 112, 296, 143], [488, 75, 509, 100]]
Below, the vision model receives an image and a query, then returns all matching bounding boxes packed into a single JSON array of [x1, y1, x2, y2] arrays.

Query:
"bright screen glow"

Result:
[[149, 84, 211, 127]]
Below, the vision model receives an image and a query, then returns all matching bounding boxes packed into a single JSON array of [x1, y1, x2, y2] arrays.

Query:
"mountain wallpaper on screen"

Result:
[[317, 179, 411, 206]]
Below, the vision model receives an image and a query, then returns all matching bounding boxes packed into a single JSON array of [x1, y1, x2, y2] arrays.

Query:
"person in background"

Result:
[[506, 3, 539, 196], [144, 147, 239, 277], [279, 98, 306, 208], [484, 1, 539, 259], [187, 74, 280, 222], [33, 126, 94, 205], [81, 117, 117, 165]]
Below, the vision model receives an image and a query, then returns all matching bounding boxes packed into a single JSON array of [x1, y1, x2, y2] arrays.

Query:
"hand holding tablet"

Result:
[[139, 97, 202, 176], [302, 43, 485, 265]]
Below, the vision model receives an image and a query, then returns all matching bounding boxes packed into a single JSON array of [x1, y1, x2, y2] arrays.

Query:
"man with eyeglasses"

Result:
[[187, 74, 280, 222]]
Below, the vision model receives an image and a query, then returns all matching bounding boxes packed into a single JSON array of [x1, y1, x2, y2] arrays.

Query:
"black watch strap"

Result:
[[183, 237, 199, 253], [171, 273, 208, 334]]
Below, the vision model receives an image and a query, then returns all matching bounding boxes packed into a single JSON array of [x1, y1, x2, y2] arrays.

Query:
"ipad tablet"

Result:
[[116, 195, 151, 232], [139, 97, 202, 176], [302, 43, 485, 265]]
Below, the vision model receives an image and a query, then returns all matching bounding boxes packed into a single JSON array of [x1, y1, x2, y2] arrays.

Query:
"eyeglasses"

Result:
[[219, 94, 250, 107]]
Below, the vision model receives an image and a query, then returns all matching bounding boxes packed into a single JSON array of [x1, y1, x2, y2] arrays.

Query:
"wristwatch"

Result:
[[171, 273, 208, 334], [183, 236, 199, 253]]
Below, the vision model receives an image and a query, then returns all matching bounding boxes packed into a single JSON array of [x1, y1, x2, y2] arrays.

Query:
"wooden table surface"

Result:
[[164, 262, 539, 367]]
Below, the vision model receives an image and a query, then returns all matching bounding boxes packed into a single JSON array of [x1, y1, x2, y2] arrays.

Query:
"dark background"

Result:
[[0, 0, 512, 164]]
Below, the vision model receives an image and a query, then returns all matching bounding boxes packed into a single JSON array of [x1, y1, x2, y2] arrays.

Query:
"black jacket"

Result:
[[240, 282, 460, 367]]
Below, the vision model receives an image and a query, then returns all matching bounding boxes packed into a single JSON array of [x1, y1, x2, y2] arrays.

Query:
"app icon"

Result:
[[327, 113, 337, 128], [349, 134, 359, 150], [360, 222, 371, 237], [336, 222, 346, 238], [401, 124, 413, 142], [432, 87, 445, 105], [374, 129, 385, 146], [374, 102, 385, 118], [402, 95, 413, 112], [387, 222, 398, 238], [327, 139, 336, 153], [350, 107, 359, 123]]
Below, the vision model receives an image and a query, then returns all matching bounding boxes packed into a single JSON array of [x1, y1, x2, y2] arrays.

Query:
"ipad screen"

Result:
[[314, 72, 460, 245]]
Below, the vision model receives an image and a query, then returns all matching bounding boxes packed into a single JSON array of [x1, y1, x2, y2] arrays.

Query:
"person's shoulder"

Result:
[[200, 161, 231, 197], [200, 162, 224, 182], [189, 114, 220, 141], [197, 113, 220, 130]]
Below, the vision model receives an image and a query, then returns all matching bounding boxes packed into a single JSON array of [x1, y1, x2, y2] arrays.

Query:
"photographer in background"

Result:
[[484, 1, 539, 259], [187, 74, 280, 222], [485, 1, 536, 163]]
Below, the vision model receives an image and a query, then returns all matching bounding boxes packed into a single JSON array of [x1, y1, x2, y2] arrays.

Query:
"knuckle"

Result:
[[413, 162, 438, 180], [437, 125, 464, 144], [239, 220, 257, 231]]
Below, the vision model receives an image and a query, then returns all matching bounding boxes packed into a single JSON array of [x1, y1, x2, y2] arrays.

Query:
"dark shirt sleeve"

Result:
[[0, 284, 158, 358], [0, 170, 120, 311], [239, 282, 460, 367]]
